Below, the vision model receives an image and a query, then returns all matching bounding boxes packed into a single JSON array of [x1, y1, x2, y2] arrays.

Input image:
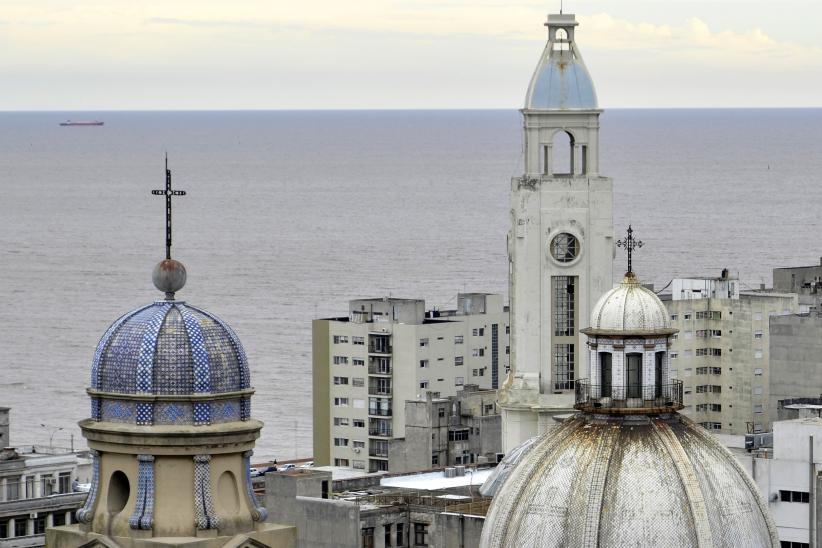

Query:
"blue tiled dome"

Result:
[[88, 301, 252, 426]]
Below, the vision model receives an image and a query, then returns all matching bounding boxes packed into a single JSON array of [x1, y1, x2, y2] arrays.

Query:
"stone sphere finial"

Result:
[[152, 259, 186, 300]]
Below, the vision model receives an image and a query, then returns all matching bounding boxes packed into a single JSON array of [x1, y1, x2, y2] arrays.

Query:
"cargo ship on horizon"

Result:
[[59, 120, 104, 126]]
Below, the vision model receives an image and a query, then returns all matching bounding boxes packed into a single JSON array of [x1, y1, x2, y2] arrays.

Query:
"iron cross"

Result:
[[151, 156, 186, 260], [616, 225, 643, 274]]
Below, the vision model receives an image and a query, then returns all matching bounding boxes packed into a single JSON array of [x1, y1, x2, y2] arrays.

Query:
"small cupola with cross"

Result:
[[578, 227, 682, 414]]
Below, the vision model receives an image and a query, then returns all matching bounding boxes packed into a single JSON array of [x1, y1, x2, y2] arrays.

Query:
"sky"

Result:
[[1, 0, 820, 110]]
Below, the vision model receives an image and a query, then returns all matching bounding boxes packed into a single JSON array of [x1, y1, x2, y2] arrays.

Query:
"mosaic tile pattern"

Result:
[[153, 307, 194, 394], [194, 454, 219, 529], [154, 402, 192, 425], [129, 454, 155, 530], [76, 449, 100, 523], [92, 301, 253, 425], [211, 400, 241, 423], [243, 450, 268, 522], [101, 400, 136, 423]]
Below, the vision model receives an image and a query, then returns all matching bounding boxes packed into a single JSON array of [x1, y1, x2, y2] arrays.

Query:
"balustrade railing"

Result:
[[574, 379, 683, 413]]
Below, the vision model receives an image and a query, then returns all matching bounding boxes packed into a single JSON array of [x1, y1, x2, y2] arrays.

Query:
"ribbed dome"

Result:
[[586, 273, 673, 335], [88, 300, 251, 425], [480, 413, 778, 547]]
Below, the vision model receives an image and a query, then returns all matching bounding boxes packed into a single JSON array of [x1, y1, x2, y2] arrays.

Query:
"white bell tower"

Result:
[[499, 13, 614, 451]]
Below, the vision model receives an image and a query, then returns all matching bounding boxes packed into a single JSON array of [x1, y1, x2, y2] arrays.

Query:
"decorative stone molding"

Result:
[[129, 454, 155, 530], [193, 455, 219, 529], [76, 450, 100, 523], [242, 451, 268, 522]]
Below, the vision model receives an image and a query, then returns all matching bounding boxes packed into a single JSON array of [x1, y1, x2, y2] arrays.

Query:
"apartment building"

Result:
[[389, 386, 502, 473], [313, 294, 509, 472], [662, 272, 798, 435]]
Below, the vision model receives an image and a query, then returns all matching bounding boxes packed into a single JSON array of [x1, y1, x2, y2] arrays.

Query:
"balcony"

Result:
[[368, 398, 392, 417], [368, 362, 392, 376], [574, 379, 684, 414], [368, 343, 393, 355], [369, 447, 389, 458], [368, 383, 392, 396]]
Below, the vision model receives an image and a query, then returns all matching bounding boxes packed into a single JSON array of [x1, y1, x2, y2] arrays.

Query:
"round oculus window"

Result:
[[550, 233, 579, 263]]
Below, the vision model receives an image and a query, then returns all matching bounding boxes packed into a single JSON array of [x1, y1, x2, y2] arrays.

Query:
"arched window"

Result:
[[599, 352, 612, 397], [552, 131, 574, 176], [107, 471, 130, 514], [626, 353, 642, 398], [655, 351, 665, 398], [553, 28, 570, 51]]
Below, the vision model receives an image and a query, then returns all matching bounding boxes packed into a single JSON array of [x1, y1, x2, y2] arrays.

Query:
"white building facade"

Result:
[[499, 12, 614, 451], [313, 294, 509, 473]]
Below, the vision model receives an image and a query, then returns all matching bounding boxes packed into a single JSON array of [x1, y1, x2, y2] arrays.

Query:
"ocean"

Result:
[[1, 109, 821, 459]]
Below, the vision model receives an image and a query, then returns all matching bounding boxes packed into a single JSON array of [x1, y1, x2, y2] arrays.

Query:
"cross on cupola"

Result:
[[616, 225, 643, 275], [151, 156, 187, 260]]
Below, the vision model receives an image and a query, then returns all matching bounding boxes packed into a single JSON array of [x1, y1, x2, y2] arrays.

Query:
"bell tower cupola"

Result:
[[499, 12, 614, 452]]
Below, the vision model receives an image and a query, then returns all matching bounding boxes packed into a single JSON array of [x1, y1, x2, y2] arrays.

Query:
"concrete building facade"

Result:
[[663, 272, 798, 435], [498, 12, 614, 452], [770, 313, 822, 421], [313, 294, 508, 473], [389, 386, 502, 473]]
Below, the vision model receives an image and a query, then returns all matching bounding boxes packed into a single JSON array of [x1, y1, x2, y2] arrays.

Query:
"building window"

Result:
[[695, 385, 722, 394], [352, 377, 364, 387], [754, 368, 763, 376], [58, 471, 71, 493], [362, 527, 375, 548], [626, 353, 642, 398], [384, 524, 393, 547], [755, 350, 763, 359], [754, 404, 764, 414], [698, 421, 722, 430], [353, 440, 365, 449], [333, 397, 349, 406], [454, 335, 464, 344], [554, 344, 575, 390], [472, 348, 485, 357], [670, 313, 678, 321], [552, 276, 576, 336], [455, 377, 464, 386], [505, 325, 510, 334], [353, 419, 365, 428], [454, 356, 464, 366], [397, 523, 405, 546], [15, 518, 26, 537], [754, 331, 763, 339], [352, 358, 365, 366], [352, 336, 365, 345], [505, 345, 510, 355], [334, 437, 349, 447], [438, 407, 445, 418], [333, 376, 349, 385], [333, 335, 349, 344], [333, 356, 349, 365], [472, 328, 485, 336], [779, 490, 810, 503], [432, 453, 439, 466], [420, 381, 429, 389], [414, 523, 428, 546], [352, 459, 365, 469], [449, 429, 470, 441], [671, 352, 678, 359], [334, 417, 349, 426], [780, 542, 810, 548], [550, 233, 579, 262], [420, 359, 428, 368], [684, 312, 691, 320], [420, 338, 429, 347]]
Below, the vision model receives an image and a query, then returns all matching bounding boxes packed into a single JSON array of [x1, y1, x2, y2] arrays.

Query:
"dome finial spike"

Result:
[[150, 156, 188, 299], [615, 224, 643, 276]]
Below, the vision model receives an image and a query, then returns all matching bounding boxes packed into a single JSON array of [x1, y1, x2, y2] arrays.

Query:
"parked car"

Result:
[[299, 461, 314, 469], [279, 463, 296, 471], [249, 467, 263, 478]]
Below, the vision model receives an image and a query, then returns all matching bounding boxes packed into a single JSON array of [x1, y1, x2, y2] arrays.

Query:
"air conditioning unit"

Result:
[[353, 448, 361, 453], [47, 478, 57, 486]]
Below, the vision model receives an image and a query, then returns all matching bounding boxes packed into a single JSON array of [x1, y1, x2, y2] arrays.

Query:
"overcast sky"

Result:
[[2, 0, 820, 110]]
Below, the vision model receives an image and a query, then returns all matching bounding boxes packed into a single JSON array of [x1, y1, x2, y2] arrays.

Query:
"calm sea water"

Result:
[[1, 109, 821, 459]]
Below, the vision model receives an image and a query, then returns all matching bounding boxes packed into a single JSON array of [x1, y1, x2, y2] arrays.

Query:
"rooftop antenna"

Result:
[[560, 0, 563, 14]]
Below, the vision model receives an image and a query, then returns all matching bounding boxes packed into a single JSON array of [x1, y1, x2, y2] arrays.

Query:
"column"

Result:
[[573, 144, 583, 175], [7, 518, 14, 538], [26, 517, 34, 536], [46, 513, 54, 528], [33, 473, 41, 498], [0, 478, 6, 502]]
